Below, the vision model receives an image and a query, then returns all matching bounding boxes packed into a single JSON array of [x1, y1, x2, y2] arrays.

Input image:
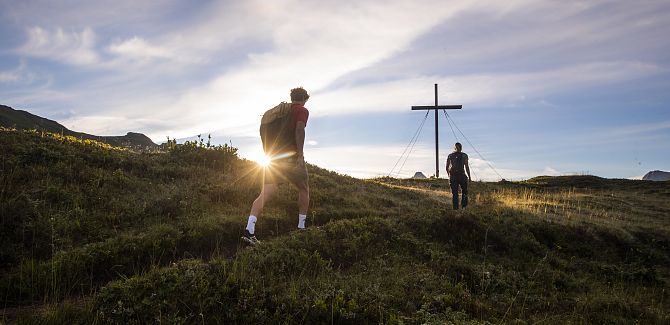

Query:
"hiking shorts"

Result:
[[263, 156, 309, 186]]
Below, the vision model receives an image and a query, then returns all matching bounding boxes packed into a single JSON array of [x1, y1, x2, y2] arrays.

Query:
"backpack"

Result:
[[260, 102, 294, 156], [450, 152, 465, 174]]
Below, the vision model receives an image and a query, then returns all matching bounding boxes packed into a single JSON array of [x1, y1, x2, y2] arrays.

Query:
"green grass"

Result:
[[1, 127, 669, 324]]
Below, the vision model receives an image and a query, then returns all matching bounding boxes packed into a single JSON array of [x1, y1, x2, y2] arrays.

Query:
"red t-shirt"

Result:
[[291, 103, 309, 128], [279, 103, 308, 153]]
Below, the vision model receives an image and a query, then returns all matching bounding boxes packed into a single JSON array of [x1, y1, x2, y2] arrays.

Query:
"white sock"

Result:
[[246, 215, 257, 235], [298, 214, 306, 229]]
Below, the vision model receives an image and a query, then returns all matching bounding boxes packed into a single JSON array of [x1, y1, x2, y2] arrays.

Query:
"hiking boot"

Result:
[[241, 230, 260, 245]]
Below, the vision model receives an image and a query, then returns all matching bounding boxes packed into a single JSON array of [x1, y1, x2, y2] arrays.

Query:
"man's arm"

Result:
[[445, 157, 451, 174], [464, 155, 471, 180], [295, 121, 306, 159]]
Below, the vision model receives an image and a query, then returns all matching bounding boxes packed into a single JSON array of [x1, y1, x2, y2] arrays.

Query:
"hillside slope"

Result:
[[1, 128, 669, 324], [0, 105, 157, 149]]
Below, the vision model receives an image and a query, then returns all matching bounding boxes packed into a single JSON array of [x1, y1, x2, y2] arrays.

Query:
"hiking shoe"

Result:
[[241, 230, 260, 245], [298, 225, 321, 231]]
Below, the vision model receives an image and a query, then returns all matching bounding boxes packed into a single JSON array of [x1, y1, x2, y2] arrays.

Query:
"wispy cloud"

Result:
[[11, 1, 666, 140], [2, 1, 182, 31], [74, 0, 481, 139], [108, 37, 174, 61], [0, 66, 20, 82], [314, 61, 663, 116], [0, 72, 18, 82], [600, 120, 670, 137], [18, 26, 99, 65], [0, 60, 35, 84]]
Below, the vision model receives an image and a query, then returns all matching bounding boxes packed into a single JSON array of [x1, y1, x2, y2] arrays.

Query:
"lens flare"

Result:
[[257, 154, 272, 167]]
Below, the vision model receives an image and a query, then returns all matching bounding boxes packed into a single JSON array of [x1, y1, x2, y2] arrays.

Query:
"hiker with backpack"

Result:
[[446, 142, 471, 210], [243, 87, 311, 245]]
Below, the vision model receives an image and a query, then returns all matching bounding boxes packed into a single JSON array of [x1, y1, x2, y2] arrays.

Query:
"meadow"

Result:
[[1, 127, 668, 324]]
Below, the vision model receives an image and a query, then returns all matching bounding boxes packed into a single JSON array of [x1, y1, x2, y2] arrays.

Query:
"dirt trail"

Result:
[[375, 181, 452, 200]]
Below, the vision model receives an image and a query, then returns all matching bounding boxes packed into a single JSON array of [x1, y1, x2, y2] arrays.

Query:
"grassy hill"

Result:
[[1, 127, 669, 324]]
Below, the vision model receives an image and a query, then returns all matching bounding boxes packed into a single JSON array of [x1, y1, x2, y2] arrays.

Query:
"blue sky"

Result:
[[1, 0, 669, 180]]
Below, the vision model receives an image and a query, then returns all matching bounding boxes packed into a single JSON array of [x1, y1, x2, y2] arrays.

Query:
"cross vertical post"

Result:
[[434, 84, 439, 178], [411, 84, 462, 178]]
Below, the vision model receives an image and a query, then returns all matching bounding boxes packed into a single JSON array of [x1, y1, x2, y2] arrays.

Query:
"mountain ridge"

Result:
[[0, 104, 157, 149], [643, 170, 670, 181]]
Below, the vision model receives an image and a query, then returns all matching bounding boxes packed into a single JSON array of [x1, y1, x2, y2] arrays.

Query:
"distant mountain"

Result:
[[412, 171, 427, 179], [642, 170, 670, 181], [0, 104, 157, 149]]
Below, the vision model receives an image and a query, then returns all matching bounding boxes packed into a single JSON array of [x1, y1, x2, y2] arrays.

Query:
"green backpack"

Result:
[[260, 102, 295, 157]]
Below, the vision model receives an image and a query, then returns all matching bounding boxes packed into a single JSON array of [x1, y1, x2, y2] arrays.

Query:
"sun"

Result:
[[256, 154, 272, 167]]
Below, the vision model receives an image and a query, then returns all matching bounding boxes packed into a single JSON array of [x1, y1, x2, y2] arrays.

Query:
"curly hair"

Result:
[[290, 87, 310, 102]]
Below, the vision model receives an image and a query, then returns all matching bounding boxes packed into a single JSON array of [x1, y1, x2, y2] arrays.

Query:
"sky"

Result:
[[1, 0, 669, 180]]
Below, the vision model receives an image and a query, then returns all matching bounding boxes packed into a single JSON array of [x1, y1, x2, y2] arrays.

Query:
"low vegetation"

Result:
[[1, 127, 668, 324]]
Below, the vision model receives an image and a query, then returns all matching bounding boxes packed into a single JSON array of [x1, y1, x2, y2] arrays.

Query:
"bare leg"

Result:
[[295, 181, 310, 215], [250, 183, 277, 217]]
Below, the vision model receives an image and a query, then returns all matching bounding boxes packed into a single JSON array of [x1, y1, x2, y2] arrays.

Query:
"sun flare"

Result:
[[256, 154, 272, 167]]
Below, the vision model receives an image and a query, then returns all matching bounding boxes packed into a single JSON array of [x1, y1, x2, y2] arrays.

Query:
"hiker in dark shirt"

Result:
[[446, 142, 471, 210]]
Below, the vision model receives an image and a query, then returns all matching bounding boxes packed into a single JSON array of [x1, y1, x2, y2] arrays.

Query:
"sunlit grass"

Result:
[[488, 186, 669, 231], [374, 175, 668, 230], [1, 126, 125, 151]]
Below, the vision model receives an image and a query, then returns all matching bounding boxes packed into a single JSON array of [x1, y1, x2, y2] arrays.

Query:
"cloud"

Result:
[[100, 0, 504, 139], [542, 167, 561, 176], [600, 120, 670, 137], [108, 37, 174, 61], [2, 1, 183, 31], [0, 70, 19, 82], [339, 0, 670, 82], [0, 60, 33, 83], [311, 61, 663, 117], [18, 26, 99, 65], [61, 115, 128, 135], [36, 0, 663, 151], [62, 114, 173, 136], [129, 56, 660, 140]]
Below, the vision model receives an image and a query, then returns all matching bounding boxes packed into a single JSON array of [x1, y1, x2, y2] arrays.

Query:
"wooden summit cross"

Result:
[[411, 84, 462, 178]]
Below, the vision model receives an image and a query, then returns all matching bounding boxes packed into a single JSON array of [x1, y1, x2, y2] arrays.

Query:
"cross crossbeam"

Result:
[[410, 84, 462, 178], [411, 105, 462, 110]]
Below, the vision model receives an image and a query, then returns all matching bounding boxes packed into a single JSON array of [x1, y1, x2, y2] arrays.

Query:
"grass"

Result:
[[1, 127, 669, 324]]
